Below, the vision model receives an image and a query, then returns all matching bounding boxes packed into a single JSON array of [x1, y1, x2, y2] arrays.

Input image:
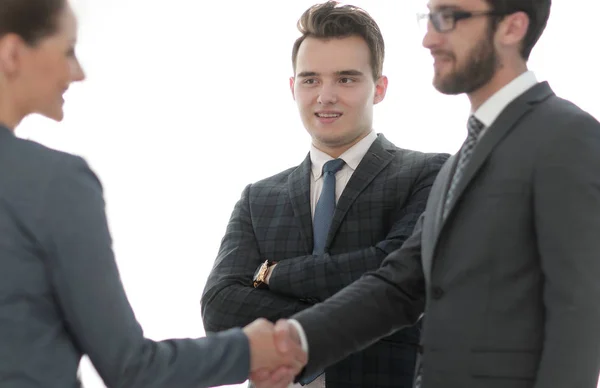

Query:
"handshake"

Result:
[[242, 318, 308, 388]]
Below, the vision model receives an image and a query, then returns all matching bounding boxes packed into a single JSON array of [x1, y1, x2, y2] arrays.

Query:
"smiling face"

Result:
[[0, 3, 85, 125], [290, 35, 387, 157]]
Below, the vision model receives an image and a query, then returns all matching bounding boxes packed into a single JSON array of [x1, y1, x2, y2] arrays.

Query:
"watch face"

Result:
[[253, 261, 269, 288]]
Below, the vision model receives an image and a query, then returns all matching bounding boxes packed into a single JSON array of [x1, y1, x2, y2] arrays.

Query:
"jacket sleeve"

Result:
[[292, 213, 427, 378], [531, 114, 600, 388], [201, 184, 312, 333], [42, 155, 250, 388]]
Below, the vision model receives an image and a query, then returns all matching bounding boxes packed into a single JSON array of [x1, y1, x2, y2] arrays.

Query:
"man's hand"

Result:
[[250, 319, 305, 388], [243, 318, 306, 384]]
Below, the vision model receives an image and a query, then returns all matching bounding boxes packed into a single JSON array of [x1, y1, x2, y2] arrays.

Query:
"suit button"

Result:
[[432, 287, 444, 300]]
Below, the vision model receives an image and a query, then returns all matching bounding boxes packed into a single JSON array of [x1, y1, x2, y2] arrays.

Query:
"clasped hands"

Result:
[[243, 318, 307, 388]]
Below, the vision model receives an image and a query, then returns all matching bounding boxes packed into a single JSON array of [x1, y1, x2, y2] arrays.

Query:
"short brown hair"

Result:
[[291, 1, 385, 80], [0, 0, 65, 45], [486, 0, 551, 60]]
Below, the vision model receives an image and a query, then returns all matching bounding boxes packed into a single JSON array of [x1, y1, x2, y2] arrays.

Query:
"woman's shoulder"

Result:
[[8, 135, 81, 164], [0, 136, 94, 206], [2, 136, 91, 182]]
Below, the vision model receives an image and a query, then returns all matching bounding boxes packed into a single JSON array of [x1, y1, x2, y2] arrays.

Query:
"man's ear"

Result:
[[373, 75, 388, 105], [290, 76, 296, 100], [497, 11, 530, 54]]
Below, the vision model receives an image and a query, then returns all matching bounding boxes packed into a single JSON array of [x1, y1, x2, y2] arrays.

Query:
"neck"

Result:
[[313, 129, 371, 158], [467, 61, 528, 112]]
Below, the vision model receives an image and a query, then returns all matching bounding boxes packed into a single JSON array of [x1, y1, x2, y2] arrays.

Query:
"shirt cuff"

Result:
[[287, 319, 309, 355]]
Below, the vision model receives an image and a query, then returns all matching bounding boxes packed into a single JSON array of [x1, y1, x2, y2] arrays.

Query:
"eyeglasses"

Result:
[[417, 9, 507, 33]]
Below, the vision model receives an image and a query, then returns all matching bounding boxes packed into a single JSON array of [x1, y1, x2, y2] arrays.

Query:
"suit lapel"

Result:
[[431, 155, 456, 241], [420, 156, 453, 285], [288, 154, 314, 252], [435, 82, 555, 245], [325, 134, 395, 249]]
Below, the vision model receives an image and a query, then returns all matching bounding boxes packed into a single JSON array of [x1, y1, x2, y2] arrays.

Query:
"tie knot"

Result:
[[323, 158, 345, 175], [467, 115, 485, 139]]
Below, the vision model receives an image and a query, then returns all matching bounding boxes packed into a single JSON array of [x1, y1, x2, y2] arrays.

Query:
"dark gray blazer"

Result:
[[202, 134, 449, 387], [291, 83, 600, 388], [0, 125, 249, 388]]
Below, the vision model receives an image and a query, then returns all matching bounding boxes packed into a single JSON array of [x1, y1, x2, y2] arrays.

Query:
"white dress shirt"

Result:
[[288, 131, 377, 388], [287, 71, 540, 387]]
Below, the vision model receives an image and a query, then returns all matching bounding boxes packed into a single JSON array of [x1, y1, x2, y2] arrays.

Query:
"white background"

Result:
[[16, 1, 599, 387]]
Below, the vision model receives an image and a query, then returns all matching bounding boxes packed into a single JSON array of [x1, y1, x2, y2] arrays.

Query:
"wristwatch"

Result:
[[253, 260, 275, 289]]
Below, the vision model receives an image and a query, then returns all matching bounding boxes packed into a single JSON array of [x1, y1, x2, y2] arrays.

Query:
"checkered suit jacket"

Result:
[[201, 134, 448, 387]]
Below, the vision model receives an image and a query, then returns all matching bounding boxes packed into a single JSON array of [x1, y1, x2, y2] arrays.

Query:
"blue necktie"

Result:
[[301, 159, 344, 386], [442, 115, 485, 220], [312, 158, 345, 255]]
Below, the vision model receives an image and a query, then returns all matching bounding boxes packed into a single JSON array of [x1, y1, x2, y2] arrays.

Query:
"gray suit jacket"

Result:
[[202, 134, 448, 387], [0, 125, 249, 388], [292, 82, 600, 388]]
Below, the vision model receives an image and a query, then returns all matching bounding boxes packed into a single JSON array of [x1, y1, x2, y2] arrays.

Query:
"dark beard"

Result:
[[433, 29, 499, 95]]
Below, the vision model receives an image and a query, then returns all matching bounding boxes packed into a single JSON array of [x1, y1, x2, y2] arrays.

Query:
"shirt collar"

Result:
[[310, 131, 378, 180], [474, 70, 538, 128]]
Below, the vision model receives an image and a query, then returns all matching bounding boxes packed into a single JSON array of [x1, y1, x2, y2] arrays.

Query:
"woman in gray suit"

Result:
[[0, 1, 305, 387]]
